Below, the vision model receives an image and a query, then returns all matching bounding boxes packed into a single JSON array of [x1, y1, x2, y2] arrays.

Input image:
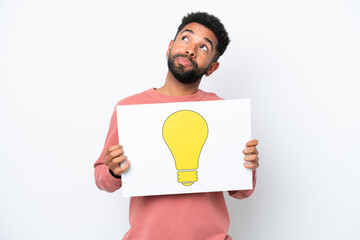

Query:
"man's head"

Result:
[[167, 12, 230, 84], [175, 12, 230, 61]]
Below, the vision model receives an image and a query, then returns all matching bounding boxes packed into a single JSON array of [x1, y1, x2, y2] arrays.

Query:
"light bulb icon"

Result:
[[162, 110, 208, 186]]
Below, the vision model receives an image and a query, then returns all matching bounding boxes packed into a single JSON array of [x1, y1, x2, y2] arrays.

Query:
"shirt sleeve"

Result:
[[228, 170, 257, 199], [94, 107, 122, 193]]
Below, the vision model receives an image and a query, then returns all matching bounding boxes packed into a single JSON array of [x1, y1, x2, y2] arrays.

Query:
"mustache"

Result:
[[171, 54, 198, 68]]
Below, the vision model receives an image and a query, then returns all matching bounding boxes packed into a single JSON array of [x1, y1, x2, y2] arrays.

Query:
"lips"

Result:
[[176, 57, 193, 67]]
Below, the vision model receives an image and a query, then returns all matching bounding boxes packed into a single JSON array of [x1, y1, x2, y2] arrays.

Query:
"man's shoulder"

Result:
[[116, 89, 154, 106], [201, 90, 224, 101], [115, 88, 224, 106]]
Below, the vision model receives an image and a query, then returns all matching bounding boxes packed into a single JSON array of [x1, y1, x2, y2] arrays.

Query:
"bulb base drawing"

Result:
[[177, 170, 198, 186]]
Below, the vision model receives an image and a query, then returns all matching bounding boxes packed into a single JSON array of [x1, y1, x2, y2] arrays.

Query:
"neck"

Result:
[[157, 71, 202, 96]]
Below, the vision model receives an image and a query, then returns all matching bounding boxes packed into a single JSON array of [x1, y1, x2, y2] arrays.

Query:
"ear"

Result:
[[205, 62, 220, 77], [166, 40, 174, 58]]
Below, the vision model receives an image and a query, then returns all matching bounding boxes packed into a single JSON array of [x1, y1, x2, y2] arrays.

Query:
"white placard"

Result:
[[116, 99, 252, 197]]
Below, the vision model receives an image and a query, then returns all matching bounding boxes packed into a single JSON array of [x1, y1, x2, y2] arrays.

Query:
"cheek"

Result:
[[201, 58, 214, 69], [168, 46, 181, 56]]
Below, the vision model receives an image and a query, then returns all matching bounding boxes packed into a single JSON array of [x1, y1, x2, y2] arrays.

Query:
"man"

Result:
[[94, 12, 259, 240]]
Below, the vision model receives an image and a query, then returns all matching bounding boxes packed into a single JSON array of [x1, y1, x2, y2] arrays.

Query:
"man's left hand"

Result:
[[243, 139, 259, 170]]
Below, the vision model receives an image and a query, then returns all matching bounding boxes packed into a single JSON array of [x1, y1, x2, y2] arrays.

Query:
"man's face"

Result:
[[167, 22, 219, 84]]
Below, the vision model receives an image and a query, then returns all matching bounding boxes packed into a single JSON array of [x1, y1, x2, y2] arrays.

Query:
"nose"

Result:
[[185, 45, 196, 58]]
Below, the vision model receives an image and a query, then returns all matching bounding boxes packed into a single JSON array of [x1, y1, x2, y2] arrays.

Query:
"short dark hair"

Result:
[[175, 12, 230, 60]]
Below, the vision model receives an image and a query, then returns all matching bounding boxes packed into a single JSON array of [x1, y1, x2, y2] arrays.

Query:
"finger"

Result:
[[112, 155, 128, 166], [104, 145, 123, 159], [109, 148, 124, 159], [105, 145, 122, 156], [243, 146, 259, 155], [109, 155, 127, 170], [112, 160, 130, 176], [109, 144, 123, 152], [246, 139, 258, 147], [244, 154, 258, 162], [243, 161, 259, 169], [104, 145, 123, 163], [120, 160, 130, 172]]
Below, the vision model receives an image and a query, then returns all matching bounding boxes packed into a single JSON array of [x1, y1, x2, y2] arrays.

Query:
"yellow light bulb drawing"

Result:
[[162, 110, 208, 186]]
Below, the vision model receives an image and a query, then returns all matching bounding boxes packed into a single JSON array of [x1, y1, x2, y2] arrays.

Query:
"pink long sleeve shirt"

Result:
[[94, 88, 256, 240]]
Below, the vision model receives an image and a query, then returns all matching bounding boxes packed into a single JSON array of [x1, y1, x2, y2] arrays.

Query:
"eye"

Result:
[[200, 45, 208, 52], [182, 36, 189, 41]]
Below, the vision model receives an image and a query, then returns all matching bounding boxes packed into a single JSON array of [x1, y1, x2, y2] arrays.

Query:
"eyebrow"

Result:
[[180, 29, 214, 51]]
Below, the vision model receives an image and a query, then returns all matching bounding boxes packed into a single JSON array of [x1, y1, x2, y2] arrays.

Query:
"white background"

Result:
[[0, 0, 359, 239]]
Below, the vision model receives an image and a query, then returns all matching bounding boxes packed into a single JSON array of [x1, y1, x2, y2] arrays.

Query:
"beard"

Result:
[[167, 53, 210, 84]]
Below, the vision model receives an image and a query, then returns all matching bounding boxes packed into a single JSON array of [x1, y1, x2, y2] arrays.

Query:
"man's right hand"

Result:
[[104, 145, 130, 178]]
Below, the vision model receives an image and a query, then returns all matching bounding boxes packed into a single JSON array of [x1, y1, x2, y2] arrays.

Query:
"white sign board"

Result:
[[116, 99, 252, 197]]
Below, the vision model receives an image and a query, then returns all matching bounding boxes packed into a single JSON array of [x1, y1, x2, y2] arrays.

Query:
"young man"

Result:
[[94, 12, 259, 240]]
